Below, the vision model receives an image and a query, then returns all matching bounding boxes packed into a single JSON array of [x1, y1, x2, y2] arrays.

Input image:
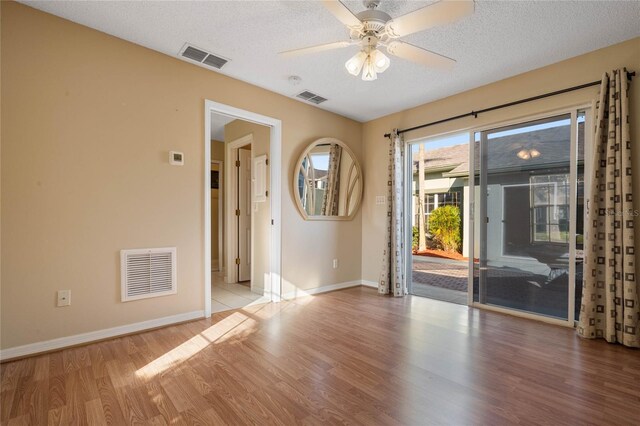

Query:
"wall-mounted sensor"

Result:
[[169, 151, 184, 166]]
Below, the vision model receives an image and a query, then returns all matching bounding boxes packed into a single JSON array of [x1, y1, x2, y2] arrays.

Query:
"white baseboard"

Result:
[[0, 310, 204, 362], [282, 280, 374, 300], [361, 280, 378, 288]]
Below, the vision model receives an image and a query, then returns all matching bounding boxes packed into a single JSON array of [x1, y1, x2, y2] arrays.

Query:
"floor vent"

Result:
[[120, 248, 177, 302], [296, 90, 328, 105], [179, 43, 229, 70]]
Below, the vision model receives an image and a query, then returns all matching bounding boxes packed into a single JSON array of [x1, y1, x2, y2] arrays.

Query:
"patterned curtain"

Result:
[[379, 130, 407, 297], [577, 69, 638, 348], [321, 144, 342, 215]]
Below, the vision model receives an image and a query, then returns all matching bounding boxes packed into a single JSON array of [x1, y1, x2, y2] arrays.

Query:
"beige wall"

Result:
[[211, 140, 224, 162], [361, 37, 640, 283], [0, 2, 362, 350]]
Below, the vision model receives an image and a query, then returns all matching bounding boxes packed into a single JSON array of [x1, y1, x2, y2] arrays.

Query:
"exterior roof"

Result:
[[413, 143, 469, 173], [413, 122, 585, 177]]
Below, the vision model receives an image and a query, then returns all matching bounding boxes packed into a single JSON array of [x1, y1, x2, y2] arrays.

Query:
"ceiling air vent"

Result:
[[296, 90, 328, 105], [120, 247, 177, 302], [179, 43, 229, 70], [203, 54, 228, 69]]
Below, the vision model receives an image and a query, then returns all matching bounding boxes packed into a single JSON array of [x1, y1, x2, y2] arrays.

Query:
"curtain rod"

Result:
[[384, 70, 636, 139]]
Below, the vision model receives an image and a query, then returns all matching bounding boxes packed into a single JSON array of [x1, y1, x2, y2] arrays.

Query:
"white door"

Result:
[[238, 149, 252, 282]]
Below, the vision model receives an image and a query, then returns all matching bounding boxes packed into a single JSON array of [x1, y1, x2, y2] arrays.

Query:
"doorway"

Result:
[[204, 101, 282, 318], [404, 107, 590, 326], [408, 133, 470, 305], [210, 113, 272, 313]]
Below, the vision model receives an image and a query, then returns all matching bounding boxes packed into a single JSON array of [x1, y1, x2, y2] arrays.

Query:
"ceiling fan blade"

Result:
[[322, 0, 363, 29], [386, 41, 456, 71], [385, 0, 474, 38], [279, 41, 353, 58]]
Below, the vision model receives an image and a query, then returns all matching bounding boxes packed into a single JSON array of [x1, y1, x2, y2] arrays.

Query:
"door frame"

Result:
[[204, 100, 282, 318], [225, 134, 254, 285], [211, 159, 224, 272]]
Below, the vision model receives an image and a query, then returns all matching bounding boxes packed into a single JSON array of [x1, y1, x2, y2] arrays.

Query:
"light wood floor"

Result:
[[2, 287, 639, 425]]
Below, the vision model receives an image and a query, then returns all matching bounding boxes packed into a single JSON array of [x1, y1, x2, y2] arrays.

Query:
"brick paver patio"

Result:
[[412, 259, 468, 292]]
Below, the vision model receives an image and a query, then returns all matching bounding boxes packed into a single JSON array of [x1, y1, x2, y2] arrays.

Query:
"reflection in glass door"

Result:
[[473, 112, 586, 321]]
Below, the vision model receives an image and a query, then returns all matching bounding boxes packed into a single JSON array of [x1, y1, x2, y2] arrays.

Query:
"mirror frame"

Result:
[[293, 137, 363, 221]]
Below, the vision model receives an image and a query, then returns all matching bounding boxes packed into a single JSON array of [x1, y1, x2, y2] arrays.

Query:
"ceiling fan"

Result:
[[280, 0, 474, 81]]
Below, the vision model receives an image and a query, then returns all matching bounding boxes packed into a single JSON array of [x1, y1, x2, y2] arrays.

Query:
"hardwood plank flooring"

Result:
[[2, 287, 639, 425]]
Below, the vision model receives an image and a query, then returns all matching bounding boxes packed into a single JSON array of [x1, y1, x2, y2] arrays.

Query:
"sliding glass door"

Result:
[[473, 111, 587, 322]]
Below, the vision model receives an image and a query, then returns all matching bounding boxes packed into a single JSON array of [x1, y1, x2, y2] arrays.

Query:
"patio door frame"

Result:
[[403, 103, 592, 327], [468, 104, 593, 327]]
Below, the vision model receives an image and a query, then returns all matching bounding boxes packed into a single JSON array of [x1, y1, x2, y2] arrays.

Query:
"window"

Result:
[[438, 192, 460, 207], [425, 191, 460, 229], [530, 174, 570, 243]]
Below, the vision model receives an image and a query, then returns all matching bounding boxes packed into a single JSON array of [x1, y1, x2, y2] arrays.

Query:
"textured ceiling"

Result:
[[22, 1, 640, 122]]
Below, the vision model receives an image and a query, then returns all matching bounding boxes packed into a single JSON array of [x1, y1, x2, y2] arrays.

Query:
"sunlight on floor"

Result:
[[136, 311, 257, 379]]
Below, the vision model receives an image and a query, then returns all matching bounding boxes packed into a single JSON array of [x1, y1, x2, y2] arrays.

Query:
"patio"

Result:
[[411, 256, 468, 305]]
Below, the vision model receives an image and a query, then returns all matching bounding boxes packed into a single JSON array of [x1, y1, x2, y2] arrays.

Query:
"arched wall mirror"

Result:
[[293, 138, 363, 221]]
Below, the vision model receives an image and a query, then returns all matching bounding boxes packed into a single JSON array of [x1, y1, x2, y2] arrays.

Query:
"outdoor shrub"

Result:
[[412, 226, 419, 252], [428, 205, 461, 252]]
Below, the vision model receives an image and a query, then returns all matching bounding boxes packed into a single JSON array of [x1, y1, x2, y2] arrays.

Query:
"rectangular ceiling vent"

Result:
[[179, 43, 229, 70], [120, 247, 177, 302], [296, 90, 328, 105]]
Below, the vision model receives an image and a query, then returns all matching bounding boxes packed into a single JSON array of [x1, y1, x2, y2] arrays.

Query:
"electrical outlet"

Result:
[[333, 259, 339, 269], [57, 290, 71, 307]]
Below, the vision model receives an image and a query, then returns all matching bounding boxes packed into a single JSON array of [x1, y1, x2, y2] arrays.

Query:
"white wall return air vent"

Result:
[[179, 43, 229, 70], [121, 247, 177, 302]]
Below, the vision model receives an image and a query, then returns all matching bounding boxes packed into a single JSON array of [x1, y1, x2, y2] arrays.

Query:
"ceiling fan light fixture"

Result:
[[345, 51, 367, 76], [346, 49, 389, 81], [372, 49, 390, 72], [283, 0, 471, 81], [361, 54, 378, 81]]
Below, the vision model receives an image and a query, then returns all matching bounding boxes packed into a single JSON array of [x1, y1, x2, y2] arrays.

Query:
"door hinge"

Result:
[[266, 158, 269, 166], [265, 190, 269, 197], [235, 258, 241, 265], [235, 209, 240, 216], [271, 219, 274, 225], [235, 160, 240, 167]]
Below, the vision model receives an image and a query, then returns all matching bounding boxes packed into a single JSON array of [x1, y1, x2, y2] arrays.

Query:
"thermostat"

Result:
[[169, 151, 184, 166]]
